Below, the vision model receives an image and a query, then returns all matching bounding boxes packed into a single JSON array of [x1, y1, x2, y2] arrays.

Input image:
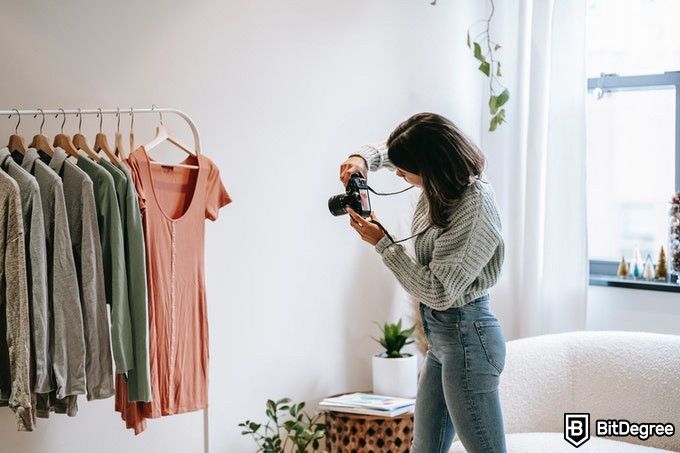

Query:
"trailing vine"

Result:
[[431, 0, 510, 131]]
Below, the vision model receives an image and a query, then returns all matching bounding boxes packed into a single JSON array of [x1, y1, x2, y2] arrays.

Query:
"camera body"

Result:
[[328, 174, 371, 217]]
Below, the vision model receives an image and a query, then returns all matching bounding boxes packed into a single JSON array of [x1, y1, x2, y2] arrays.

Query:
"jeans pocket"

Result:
[[428, 306, 458, 324], [473, 319, 506, 375]]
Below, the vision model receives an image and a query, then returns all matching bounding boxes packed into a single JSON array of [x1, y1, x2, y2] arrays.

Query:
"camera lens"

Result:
[[328, 194, 350, 216]]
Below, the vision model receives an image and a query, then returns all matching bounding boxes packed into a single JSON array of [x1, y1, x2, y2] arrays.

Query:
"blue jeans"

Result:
[[411, 295, 508, 453]]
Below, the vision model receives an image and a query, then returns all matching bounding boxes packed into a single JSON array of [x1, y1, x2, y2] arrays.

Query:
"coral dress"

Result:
[[115, 146, 231, 434]]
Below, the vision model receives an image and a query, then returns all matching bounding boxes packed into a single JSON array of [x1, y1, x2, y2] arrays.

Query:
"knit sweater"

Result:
[[355, 141, 505, 310]]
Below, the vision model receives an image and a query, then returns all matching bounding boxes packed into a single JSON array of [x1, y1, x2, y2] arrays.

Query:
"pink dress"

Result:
[[115, 146, 231, 434]]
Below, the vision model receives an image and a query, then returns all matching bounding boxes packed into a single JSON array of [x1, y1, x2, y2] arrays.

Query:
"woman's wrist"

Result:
[[375, 234, 394, 254]]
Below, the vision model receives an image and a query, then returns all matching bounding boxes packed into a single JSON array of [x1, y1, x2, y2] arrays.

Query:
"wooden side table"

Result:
[[322, 392, 414, 453]]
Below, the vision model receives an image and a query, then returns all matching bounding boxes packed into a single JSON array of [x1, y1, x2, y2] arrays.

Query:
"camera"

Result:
[[328, 174, 371, 217]]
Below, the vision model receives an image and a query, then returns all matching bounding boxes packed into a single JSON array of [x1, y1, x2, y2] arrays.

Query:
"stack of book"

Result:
[[319, 393, 416, 417]]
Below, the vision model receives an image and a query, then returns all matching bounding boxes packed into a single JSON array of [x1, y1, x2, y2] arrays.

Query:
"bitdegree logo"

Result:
[[564, 413, 676, 448], [596, 419, 675, 440], [564, 413, 590, 447]]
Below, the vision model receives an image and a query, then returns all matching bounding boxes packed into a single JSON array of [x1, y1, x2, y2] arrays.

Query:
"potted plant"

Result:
[[239, 397, 327, 452], [371, 319, 418, 398]]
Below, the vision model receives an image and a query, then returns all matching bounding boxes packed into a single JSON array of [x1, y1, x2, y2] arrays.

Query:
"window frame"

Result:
[[586, 71, 680, 289]]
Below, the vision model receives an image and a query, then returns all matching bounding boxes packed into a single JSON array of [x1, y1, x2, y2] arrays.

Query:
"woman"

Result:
[[340, 112, 508, 453]]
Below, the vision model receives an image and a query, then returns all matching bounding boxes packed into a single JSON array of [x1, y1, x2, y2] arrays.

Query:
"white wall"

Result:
[[587, 287, 680, 335], [0, 1, 486, 452]]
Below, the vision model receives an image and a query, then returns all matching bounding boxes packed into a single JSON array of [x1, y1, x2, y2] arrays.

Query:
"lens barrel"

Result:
[[328, 194, 351, 216]]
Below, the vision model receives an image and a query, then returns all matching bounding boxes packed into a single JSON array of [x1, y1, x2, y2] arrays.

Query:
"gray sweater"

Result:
[[355, 142, 505, 310], [0, 170, 33, 431]]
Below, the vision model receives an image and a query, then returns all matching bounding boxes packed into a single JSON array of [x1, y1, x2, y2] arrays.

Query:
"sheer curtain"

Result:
[[482, 0, 588, 338]]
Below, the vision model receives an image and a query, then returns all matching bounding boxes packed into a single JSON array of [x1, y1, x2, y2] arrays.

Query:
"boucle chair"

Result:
[[450, 330, 680, 452]]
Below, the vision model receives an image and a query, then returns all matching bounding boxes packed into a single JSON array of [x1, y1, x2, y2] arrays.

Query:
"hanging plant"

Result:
[[431, 0, 510, 132]]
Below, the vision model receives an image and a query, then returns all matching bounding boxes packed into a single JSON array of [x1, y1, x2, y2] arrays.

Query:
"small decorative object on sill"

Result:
[[631, 245, 643, 279], [616, 256, 629, 278], [656, 246, 668, 281], [669, 192, 680, 284], [642, 254, 655, 281]]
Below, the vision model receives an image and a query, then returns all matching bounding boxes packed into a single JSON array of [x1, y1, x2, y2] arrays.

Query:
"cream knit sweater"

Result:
[[356, 141, 505, 310]]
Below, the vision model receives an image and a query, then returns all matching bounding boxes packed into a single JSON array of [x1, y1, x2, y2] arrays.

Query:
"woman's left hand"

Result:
[[347, 208, 385, 246]]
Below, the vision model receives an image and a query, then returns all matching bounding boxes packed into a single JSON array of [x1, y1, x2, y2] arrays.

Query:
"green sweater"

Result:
[[356, 142, 505, 310]]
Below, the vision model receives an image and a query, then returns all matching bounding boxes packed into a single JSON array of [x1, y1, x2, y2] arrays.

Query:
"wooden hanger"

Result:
[[128, 107, 136, 155], [52, 108, 81, 158], [72, 109, 100, 162], [143, 105, 198, 169], [114, 108, 128, 161], [28, 109, 54, 156], [93, 108, 120, 165], [7, 109, 26, 154]]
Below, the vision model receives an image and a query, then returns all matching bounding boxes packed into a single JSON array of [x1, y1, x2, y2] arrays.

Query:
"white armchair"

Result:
[[450, 330, 680, 452]]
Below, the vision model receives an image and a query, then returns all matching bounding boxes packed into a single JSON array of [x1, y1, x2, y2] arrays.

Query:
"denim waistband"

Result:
[[420, 294, 490, 313], [469, 294, 490, 304]]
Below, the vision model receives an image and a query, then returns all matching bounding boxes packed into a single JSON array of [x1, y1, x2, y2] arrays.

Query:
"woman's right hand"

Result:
[[340, 156, 368, 186]]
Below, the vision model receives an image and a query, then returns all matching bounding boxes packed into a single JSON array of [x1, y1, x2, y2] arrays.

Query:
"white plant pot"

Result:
[[372, 354, 418, 398]]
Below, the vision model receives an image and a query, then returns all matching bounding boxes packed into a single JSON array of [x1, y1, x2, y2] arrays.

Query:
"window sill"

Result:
[[589, 274, 680, 293]]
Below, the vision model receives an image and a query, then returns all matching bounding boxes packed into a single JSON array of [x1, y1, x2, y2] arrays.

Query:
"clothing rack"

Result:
[[1, 107, 202, 154], [1, 106, 209, 453]]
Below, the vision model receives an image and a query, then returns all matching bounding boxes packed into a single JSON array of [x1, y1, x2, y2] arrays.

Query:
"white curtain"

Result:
[[482, 0, 588, 338]]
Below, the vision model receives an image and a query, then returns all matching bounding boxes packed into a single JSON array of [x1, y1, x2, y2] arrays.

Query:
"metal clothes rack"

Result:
[[1, 107, 210, 453]]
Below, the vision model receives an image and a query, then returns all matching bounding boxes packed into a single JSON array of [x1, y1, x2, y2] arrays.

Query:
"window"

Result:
[[586, 0, 680, 279], [587, 0, 680, 77]]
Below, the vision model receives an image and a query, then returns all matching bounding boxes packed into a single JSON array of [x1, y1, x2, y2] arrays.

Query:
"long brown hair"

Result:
[[387, 112, 486, 228]]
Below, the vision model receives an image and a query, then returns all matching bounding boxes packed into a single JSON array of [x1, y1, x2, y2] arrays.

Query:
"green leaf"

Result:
[[467, 30, 471, 48], [489, 109, 506, 132], [497, 108, 506, 122], [496, 88, 509, 108], [489, 115, 499, 132], [479, 61, 490, 76], [489, 95, 498, 115], [473, 42, 482, 60], [496, 61, 502, 77]]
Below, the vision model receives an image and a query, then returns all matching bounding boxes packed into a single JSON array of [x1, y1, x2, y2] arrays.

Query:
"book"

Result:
[[319, 403, 414, 418], [319, 393, 415, 417], [321, 393, 415, 410]]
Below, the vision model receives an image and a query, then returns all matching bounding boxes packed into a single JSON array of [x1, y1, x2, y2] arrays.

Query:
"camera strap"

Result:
[[390, 226, 432, 244], [366, 184, 428, 244], [367, 185, 414, 196], [369, 220, 431, 245]]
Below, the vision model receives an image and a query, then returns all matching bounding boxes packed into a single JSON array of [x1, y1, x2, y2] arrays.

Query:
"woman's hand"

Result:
[[340, 156, 368, 186], [347, 208, 385, 246]]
